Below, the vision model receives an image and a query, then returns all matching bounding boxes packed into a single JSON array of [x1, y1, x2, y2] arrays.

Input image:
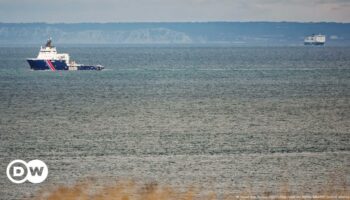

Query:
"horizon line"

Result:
[[1, 21, 350, 24]]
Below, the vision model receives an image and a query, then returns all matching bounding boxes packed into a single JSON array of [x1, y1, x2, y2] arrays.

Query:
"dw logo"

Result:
[[6, 160, 48, 184]]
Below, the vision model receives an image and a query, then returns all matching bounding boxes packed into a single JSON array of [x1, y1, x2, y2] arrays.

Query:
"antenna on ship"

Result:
[[45, 37, 53, 48]]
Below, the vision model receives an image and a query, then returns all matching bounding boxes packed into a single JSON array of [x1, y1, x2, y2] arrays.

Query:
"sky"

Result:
[[0, 0, 349, 23]]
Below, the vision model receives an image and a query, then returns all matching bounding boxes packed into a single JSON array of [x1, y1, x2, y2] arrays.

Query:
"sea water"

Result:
[[0, 46, 349, 199]]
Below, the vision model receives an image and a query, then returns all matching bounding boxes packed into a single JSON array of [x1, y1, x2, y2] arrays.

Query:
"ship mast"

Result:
[[45, 38, 54, 48]]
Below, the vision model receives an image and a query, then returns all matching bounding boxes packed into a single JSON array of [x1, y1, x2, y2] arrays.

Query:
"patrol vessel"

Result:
[[304, 34, 326, 46], [27, 38, 104, 71]]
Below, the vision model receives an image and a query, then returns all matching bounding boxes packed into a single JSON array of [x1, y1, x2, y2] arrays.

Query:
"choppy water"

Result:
[[0, 46, 349, 199]]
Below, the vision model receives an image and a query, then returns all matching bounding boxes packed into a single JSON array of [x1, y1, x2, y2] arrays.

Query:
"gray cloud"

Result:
[[0, 0, 349, 22]]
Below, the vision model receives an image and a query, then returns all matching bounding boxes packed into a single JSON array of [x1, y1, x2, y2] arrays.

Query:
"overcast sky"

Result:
[[0, 0, 349, 23]]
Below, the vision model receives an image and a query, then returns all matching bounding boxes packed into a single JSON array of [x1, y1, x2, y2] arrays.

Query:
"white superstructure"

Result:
[[36, 38, 70, 64]]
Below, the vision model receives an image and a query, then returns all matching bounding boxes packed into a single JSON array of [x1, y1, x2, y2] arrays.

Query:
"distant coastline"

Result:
[[1, 22, 350, 46]]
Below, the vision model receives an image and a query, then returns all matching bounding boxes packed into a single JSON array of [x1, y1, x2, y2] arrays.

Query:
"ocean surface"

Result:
[[0, 46, 349, 199]]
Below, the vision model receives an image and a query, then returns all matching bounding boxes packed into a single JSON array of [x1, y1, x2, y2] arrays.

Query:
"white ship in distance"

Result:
[[304, 34, 326, 46]]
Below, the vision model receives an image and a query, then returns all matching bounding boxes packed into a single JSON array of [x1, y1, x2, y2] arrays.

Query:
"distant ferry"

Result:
[[304, 34, 326, 46], [27, 38, 104, 71]]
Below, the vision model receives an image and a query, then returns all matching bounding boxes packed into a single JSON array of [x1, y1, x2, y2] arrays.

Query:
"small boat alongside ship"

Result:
[[304, 34, 326, 46], [27, 38, 104, 71]]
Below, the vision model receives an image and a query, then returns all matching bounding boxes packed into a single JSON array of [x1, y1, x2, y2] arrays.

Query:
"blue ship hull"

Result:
[[27, 59, 103, 71], [27, 59, 68, 70]]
